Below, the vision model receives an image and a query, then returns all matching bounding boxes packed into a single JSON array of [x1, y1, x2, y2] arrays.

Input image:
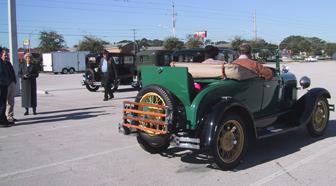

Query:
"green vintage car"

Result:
[[121, 54, 334, 170]]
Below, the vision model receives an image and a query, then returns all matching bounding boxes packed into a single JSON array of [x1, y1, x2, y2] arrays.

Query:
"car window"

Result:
[[124, 56, 134, 64], [113, 57, 120, 64]]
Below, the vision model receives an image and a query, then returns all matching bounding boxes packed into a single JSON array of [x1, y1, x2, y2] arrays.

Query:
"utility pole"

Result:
[[8, 0, 20, 94], [131, 29, 138, 55], [172, 1, 177, 37], [253, 10, 257, 41]]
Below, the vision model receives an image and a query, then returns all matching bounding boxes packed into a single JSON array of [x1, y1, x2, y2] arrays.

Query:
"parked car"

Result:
[[292, 55, 305, 61], [172, 48, 238, 63], [132, 50, 172, 88], [305, 56, 318, 62], [120, 55, 334, 170], [81, 52, 135, 92]]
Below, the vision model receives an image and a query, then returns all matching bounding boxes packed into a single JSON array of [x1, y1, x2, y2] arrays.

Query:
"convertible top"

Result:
[[170, 62, 259, 80]]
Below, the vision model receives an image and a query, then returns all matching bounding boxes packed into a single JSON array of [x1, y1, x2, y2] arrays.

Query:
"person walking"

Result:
[[18, 53, 39, 115], [0, 48, 13, 127], [1, 49, 17, 122], [100, 50, 117, 101]]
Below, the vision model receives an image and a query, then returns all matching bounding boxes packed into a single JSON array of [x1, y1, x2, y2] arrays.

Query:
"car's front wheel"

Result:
[[212, 114, 248, 170], [306, 96, 330, 137]]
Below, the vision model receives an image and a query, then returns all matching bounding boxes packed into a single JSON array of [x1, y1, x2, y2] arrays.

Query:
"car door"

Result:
[[259, 77, 281, 116]]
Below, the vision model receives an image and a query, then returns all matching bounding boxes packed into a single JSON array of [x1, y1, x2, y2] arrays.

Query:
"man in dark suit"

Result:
[[2, 49, 17, 122], [100, 50, 117, 101], [0, 48, 13, 127]]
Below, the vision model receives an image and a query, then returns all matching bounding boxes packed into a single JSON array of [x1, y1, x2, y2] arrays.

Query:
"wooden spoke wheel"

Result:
[[213, 114, 247, 170], [307, 96, 330, 137]]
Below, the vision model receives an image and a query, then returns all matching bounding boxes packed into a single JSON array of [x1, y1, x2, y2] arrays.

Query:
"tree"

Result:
[[150, 39, 164, 46], [77, 35, 109, 53], [38, 31, 66, 53], [280, 35, 327, 55], [230, 36, 247, 50], [163, 37, 183, 50], [324, 43, 336, 56], [117, 40, 132, 44], [184, 35, 203, 48]]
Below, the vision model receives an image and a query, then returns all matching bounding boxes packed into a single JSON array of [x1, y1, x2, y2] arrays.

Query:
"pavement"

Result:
[[0, 61, 335, 186]]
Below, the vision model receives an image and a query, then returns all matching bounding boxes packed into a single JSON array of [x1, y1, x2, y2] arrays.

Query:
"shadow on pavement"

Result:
[[116, 87, 138, 93], [14, 110, 109, 126], [160, 120, 336, 171], [32, 106, 114, 115]]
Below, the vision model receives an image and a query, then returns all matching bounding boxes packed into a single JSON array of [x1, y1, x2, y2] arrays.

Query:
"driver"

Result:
[[232, 43, 273, 80]]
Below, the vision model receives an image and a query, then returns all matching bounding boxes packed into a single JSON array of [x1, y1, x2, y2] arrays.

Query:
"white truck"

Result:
[[42, 51, 90, 74]]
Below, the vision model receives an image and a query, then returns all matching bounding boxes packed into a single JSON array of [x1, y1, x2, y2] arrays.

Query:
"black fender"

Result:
[[200, 98, 255, 150], [293, 88, 331, 126]]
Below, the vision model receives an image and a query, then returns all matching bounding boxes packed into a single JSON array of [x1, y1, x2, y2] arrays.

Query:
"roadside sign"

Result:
[[23, 38, 30, 46]]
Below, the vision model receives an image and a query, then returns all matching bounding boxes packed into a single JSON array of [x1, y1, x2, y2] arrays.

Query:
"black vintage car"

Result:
[[132, 50, 172, 88], [82, 52, 135, 92], [172, 48, 238, 63]]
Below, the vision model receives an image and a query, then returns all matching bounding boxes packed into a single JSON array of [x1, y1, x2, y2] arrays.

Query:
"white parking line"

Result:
[[0, 145, 138, 179], [250, 142, 336, 186]]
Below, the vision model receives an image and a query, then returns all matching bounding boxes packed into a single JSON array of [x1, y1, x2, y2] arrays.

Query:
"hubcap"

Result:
[[312, 100, 328, 132], [217, 120, 244, 163], [139, 92, 166, 135]]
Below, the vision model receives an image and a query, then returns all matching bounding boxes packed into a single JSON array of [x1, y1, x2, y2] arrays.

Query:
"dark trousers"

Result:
[[103, 73, 114, 99], [0, 85, 8, 122]]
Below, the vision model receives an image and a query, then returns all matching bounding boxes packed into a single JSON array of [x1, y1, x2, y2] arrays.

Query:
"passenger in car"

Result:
[[202, 45, 226, 64], [232, 43, 273, 80]]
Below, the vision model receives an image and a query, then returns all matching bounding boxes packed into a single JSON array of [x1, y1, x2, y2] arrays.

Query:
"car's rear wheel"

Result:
[[61, 68, 68, 74], [135, 85, 175, 154], [85, 84, 99, 92], [212, 114, 247, 170], [69, 68, 75, 74], [307, 96, 330, 137], [111, 78, 120, 92]]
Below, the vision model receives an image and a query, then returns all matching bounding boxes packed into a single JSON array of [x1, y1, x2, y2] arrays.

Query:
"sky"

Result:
[[1, 0, 335, 48]]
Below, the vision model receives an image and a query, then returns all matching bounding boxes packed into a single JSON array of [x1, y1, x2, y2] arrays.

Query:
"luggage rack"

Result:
[[122, 101, 171, 135]]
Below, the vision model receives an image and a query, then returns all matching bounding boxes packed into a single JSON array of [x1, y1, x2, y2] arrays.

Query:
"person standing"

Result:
[[2, 49, 17, 122], [100, 50, 117, 101], [0, 48, 13, 127], [18, 53, 39, 115]]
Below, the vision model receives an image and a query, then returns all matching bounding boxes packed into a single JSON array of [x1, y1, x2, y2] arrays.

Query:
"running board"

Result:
[[256, 124, 299, 139]]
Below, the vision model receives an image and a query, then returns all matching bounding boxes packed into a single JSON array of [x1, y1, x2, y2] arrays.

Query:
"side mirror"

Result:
[[282, 65, 290, 73], [300, 76, 311, 89]]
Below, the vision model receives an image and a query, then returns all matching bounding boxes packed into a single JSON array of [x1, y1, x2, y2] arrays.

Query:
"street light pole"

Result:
[[8, 0, 20, 95]]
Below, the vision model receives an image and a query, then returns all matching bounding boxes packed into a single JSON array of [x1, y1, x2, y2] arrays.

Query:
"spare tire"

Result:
[[135, 85, 176, 153]]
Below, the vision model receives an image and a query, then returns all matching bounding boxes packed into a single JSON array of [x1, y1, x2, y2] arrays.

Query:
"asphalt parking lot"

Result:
[[0, 61, 335, 186]]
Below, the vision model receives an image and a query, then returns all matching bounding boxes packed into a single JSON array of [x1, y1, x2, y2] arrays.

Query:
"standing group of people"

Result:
[[0, 48, 39, 127]]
